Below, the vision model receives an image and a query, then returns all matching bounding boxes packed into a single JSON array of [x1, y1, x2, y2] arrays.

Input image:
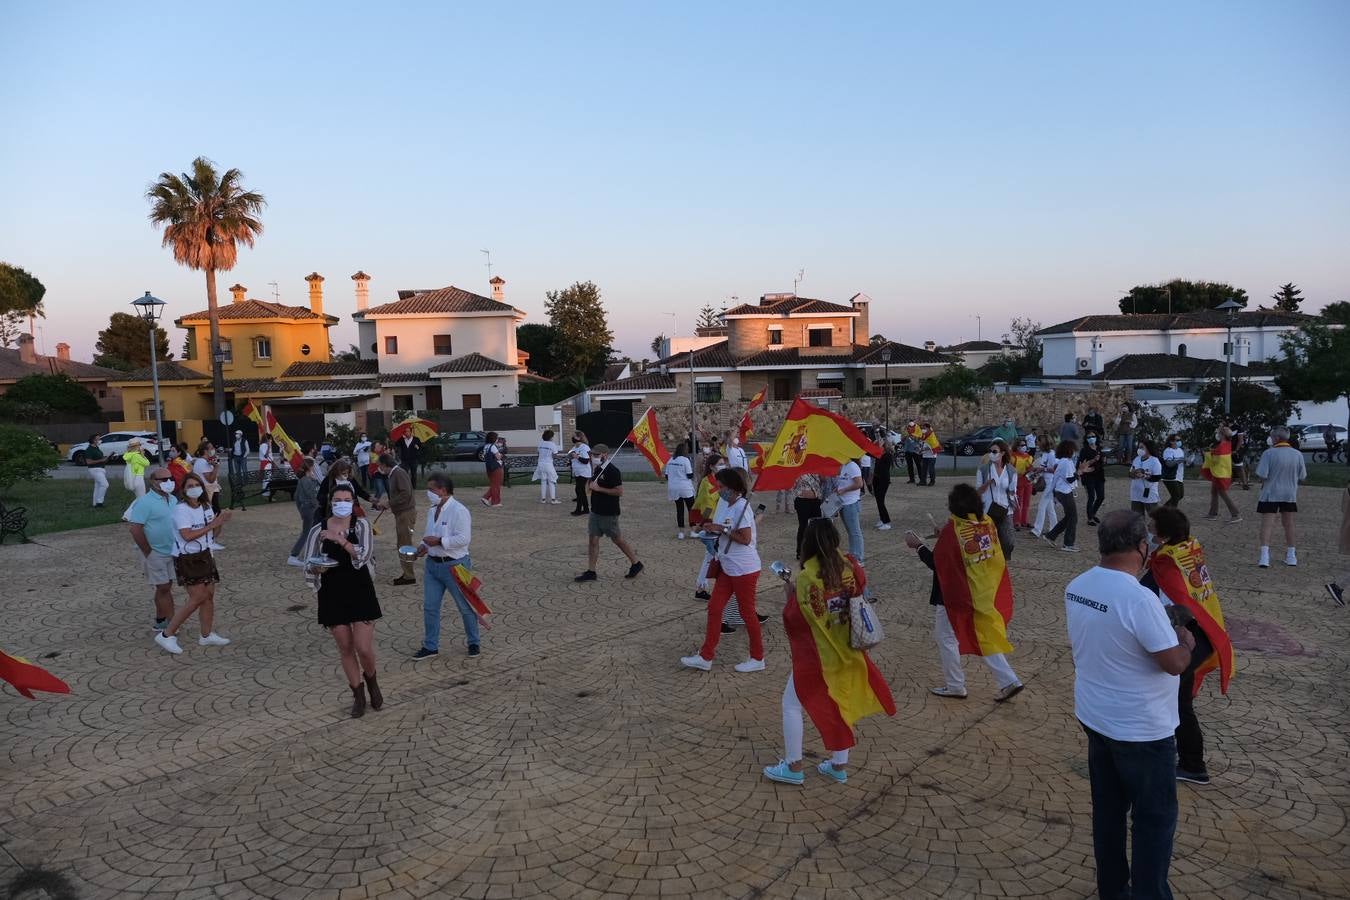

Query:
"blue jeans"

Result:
[[423, 554, 478, 651], [837, 501, 869, 598], [1083, 724, 1177, 900]]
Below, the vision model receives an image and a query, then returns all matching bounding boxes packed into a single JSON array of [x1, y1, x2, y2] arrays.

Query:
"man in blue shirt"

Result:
[[126, 466, 180, 631]]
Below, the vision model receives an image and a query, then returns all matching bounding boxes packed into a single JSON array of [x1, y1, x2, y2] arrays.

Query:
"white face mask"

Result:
[[332, 501, 354, 517], [185, 486, 204, 499], [1136, 449, 1146, 459], [158, 479, 176, 493], [426, 490, 441, 504]]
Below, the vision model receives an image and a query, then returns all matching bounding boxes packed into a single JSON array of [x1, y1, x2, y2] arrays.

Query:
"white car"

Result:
[[1291, 423, 1346, 451], [68, 431, 169, 465]]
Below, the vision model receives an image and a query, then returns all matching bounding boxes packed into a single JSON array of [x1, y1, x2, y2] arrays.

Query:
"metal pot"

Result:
[[397, 545, 420, 563]]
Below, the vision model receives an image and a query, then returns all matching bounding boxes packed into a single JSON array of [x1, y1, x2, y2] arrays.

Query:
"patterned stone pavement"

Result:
[[1, 478, 1347, 899]]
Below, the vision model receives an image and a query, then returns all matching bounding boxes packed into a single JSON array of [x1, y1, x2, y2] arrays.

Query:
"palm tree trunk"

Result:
[[205, 268, 225, 416]]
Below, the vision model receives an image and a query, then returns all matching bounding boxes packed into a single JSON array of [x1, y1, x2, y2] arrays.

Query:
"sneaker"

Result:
[[994, 682, 1025, 702], [208, 541, 225, 551], [286, 555, 305, 567], [720, 623, 736, 634], [676, 531, 685, 540], [1041, 534, 1057, 546], [540, 498, 549, 504], [549, 499, 562, 505], [153, 618, 168, 633], [763, 761, 804, 785], [1176, 767, 1210, 785], [392, 576, 417, 586], [467, 644, 481, 657], [1325, 583, 1345, 607], [1258, 548, 1270, 569], [757, 614, 770, 624], [198, 632, 231, 647], [694, 590, 711, 600], [1226, 516, 1243, 525], [574, 570, 598, 582], [412, 647, 438, 660], [1029, 531, 1042, 539], [680, 654, 712, 671], [1059, 545, 1081, 553], [625, 561, 644, 579], [930, 686, 967, 699], [817, 760, 847, 784], [154, 632, 183, 655], [877, 523, 892, 531], [734, 658, 765, 673], [1284, 548, 1297, 567], [480, 497, 490, 507], [489, 503, 503, 508]]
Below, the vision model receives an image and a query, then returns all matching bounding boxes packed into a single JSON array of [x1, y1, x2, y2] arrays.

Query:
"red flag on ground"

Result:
[[738, 387, 767, 445], [627, 407, 672, 476], [0, 649, 71, 699]]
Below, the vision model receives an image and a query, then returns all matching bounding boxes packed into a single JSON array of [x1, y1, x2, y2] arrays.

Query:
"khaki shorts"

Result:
[[588, 514, 622, 539], [142, 551, 174, 587]]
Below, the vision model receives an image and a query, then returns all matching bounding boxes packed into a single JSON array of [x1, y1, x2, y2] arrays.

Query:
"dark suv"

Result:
[[438, 431, 509, 461], [944, 426, 1001, 457]]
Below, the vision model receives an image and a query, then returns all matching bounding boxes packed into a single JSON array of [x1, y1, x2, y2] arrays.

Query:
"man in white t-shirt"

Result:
[[1065, 510, 1194, 900], [834, 459, 869, 597], [726, 435, 749, 471]]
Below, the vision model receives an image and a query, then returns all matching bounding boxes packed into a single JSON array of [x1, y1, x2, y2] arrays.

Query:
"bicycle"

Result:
[[1311, 443, 1346, 464]]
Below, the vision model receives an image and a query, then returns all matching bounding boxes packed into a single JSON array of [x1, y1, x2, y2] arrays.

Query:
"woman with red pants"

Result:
[[681, 467, 765, 673], [1009, 439, 1035, 529], [481, 431, 504, 507]]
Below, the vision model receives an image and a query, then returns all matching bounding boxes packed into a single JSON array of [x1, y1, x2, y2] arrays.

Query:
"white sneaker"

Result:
[[549, 499, 561, 504], [680, 654, 712, 671], [199, 632, 231, 647], [877, 523, 892, 531], [734, 658, 766, 673], [676, 531, 686, 540], [155, 632, 183, 655], [540, 498, 549, 504], [1285, 548, 1297, 567], [1258, 547, 1270, 568], [286, 555, 305, 567]]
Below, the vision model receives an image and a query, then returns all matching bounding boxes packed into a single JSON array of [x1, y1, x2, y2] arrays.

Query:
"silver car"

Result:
[[67, 431, 170, 465]]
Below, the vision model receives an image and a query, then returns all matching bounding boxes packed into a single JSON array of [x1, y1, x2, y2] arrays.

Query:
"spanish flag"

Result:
[[934, 514, 1014, 656], [784, 553, 895, 751], [737, 387, 767, 445], [626, 407, 671, 476], [1149, 539, 1235, 696], [452, 564, 493, 629], [263, 405, 306, 471], [749, 442, 770, 476], [0, 649, 71, 699], [924, 429, 941, 452], [241, 399, 265, 428], [690, 473, 719, 526], [1201, 440, 1232, 488], [753, 398, 883, 491]]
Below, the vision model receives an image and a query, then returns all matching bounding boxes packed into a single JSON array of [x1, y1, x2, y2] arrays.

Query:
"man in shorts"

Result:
[[1255, 426, 1307, 568], [574, 444, 643, 582], [126, 466, 180, 631]]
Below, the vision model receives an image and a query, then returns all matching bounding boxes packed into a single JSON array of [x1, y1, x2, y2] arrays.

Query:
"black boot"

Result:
[[363, 673, 383, 711], [350, 683, 367, 718]]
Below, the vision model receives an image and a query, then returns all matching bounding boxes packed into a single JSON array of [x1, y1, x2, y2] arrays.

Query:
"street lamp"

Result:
[[131, 291, 167, 460], [1215, 298, 1243, 416], [879, 345, 893, 435]]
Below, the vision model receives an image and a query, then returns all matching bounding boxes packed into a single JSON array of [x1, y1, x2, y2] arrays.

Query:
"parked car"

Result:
[[67, 431, 169, 465], [1290, 423, 1346, 451], [851, 422, 904, 448], [437, 431, 510, 461], [944, 425, 1001, 457]]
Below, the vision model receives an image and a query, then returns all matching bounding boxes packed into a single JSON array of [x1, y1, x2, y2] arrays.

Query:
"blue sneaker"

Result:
[[763, 761, 804, 785], [817, 760, 847, 784]]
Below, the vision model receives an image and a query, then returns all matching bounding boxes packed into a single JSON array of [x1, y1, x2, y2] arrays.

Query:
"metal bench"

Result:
[[226, 464, 299, 509], [504, 454, 572, 486], [0, 498, 30, 544]]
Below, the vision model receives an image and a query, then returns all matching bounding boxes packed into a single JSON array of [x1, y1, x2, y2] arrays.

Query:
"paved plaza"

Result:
[[1, 478, 1347, 899]]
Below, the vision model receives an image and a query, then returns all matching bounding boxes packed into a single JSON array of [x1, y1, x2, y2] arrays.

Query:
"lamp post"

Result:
[[131, 291, 167, 460], [880, 345, 892, 435], [1215, 298, 1242, 416]]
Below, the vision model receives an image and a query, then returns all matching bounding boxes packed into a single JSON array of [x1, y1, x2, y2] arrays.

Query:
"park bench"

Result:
[[0, 498, 30, 544], [504, 454, 572, 487], [226, 464, 299, 509]]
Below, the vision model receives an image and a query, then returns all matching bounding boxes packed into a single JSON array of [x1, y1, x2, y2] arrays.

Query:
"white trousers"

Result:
[[90, 468, 109, 505], [1032, 488, 1059, 534], [539, 478, 557, 501], [783, 674, 849, 766], [933, 606, 1019, 691]]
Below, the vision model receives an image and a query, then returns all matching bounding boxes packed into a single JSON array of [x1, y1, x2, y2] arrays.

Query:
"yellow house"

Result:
[[178, 273, 338, 376]]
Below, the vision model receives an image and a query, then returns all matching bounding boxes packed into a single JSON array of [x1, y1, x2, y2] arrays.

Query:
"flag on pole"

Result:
[[933, 514, 1014, 656], [452, 564, 493, 629], [0, 649, 71, 699], [751, 398, 883, 491], [748, 442, 771, 475], [626, 407, 671, 476], [1149, 539, 1235, 696], [737, 387, 767, 444], [241, 399, 265, 429], [260, 405, 305, 470]]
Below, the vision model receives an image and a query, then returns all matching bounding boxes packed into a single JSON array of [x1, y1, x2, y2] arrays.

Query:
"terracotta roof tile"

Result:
[[654, 340, 734, 369], [1080, 353, 1274, 381], [0, 348, 127, 382], [280, 360, 379, 378], [176, 299, 336, 324], [110, 360, 212, 383], [590, 373, 677, 392], [379, 372, 433, 384], [366, 286, 521, 316], [725, 295, 856, 317], [224, 378, 380, 394], [428, 353, 516, 374]]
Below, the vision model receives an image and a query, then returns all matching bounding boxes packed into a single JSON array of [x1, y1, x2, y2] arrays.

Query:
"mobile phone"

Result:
[[756, 503, 766, 512]]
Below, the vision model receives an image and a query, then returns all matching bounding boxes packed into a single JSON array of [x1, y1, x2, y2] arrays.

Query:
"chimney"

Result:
[[850, 293, 870, 347], [490, 275, 505, 302], [17, 333, 36, 364], [924, 340, 936, 353], [1091, 337, 1106, 375], [351, 270, 371, 311], [305, 272, 325, 315], [229, 283, 247, 304], [55, 342, 71, 362]]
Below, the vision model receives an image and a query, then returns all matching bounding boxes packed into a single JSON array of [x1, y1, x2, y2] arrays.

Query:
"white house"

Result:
[[935, 340, 1017, 369], [352, 276, 528, 410]]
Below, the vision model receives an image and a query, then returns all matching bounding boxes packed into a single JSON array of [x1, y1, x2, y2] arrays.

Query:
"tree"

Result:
[[1321, 301, 1350, 325], [0, 424, 60, 491], [0, 264, 46, 318], [916, 363, 989, 467], [868, 334, 889, 347], [516, 323, 563, 379], [93, 312, 171, 371], [0, 312, 22, 348], [1173, 381, 1299, 454], [1272, 317, 1350, 447], [543, 281, 613, 382], [981, 316, 1044, 384], [695, 303, 721, 330], [650, 333, 667, 357], [334, 344, 363, 363], [5, 374, 100, 416], [147, 156, 266, 416], [1117, 280, 1248, 315], [1271, 282, 1303, 312]]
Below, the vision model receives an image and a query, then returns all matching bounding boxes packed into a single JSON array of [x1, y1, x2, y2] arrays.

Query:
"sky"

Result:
[[2, 1, 1348, 363]]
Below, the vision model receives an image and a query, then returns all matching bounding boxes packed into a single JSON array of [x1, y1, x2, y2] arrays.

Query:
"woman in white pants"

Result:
[[533, 429, 561, 503], [1030, 434, 1059, 537], [84, 433, 110, 508]]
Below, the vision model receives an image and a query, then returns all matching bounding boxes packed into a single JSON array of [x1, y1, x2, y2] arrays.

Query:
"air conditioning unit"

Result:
[[1076, 358, 1092, 371]]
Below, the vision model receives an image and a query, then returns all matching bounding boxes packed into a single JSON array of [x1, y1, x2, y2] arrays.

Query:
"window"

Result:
[[768, 327, 783, 346], [433, 334, 453, 355], [218, 339, 233, 363], [97, 389, 107, 399], [393, 394, 414, 411], [301, 344, 312, 356], [385, 336, 398, 355], [808, 327, 832, 347], [254, 337, 272, 360], [695, 382, 723, 402], [139, 401, 163, 419], [370, 341, 378, 354]]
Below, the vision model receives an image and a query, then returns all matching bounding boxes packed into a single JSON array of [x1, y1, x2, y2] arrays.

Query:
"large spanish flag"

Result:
[[627, 407, 671, 476], [0, 649, 71, 699], [737, 387, 767, 444], [1201, 440, 1232, 488], [784, 554, 895, 750], [452, 564, 493, 629], [753, 398, 883, 491], [1149, 539, 1235, 697], [934, 514, 1014, 656], [263, 405, 306, 471]]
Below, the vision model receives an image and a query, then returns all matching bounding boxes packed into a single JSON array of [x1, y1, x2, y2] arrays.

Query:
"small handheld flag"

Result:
[[738, 387, 767, 445], [452, 564, 493, 629], [627, 407, 672, 476]]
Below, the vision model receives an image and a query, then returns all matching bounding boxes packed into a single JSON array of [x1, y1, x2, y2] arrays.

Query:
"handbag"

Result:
[[175, 548, 216, 581], [849, 595, 885, 650]]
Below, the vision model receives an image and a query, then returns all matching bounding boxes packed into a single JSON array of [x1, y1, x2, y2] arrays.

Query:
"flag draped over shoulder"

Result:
[[0, 649, 71, 699], [1201, 440, 1232, 488], [785, 554, 895, 750], [452, 564, 493, 629], [1149, 539, 1235, 696], [738, 388, 767, 444], [627, 407, 671, 476], [752, 398, 883, 491], [690, 473, 719, 526], [934, 514, 1014, 656]]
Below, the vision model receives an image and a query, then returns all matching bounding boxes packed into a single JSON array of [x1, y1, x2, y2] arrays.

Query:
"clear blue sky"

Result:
[[2, 1, 1347, 362]]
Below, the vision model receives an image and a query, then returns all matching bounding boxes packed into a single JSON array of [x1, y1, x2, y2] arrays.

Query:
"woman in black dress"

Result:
[[302, 484, 384, 717]]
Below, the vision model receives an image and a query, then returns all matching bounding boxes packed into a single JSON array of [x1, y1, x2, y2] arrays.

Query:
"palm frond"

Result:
[[144, 156, 267, 273]]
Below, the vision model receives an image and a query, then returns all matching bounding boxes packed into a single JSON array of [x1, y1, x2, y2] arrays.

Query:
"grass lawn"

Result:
[[1, 477, 142, 539]]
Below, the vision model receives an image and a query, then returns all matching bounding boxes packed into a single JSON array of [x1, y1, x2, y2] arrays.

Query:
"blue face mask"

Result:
[[718, 488, 736, 503]]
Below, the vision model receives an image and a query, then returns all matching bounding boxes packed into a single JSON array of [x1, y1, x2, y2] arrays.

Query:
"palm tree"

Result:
[[146, 157, 265, 415]]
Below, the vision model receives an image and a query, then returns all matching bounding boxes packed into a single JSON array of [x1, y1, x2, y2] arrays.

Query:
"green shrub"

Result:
[[0, 423, 59, 489]]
